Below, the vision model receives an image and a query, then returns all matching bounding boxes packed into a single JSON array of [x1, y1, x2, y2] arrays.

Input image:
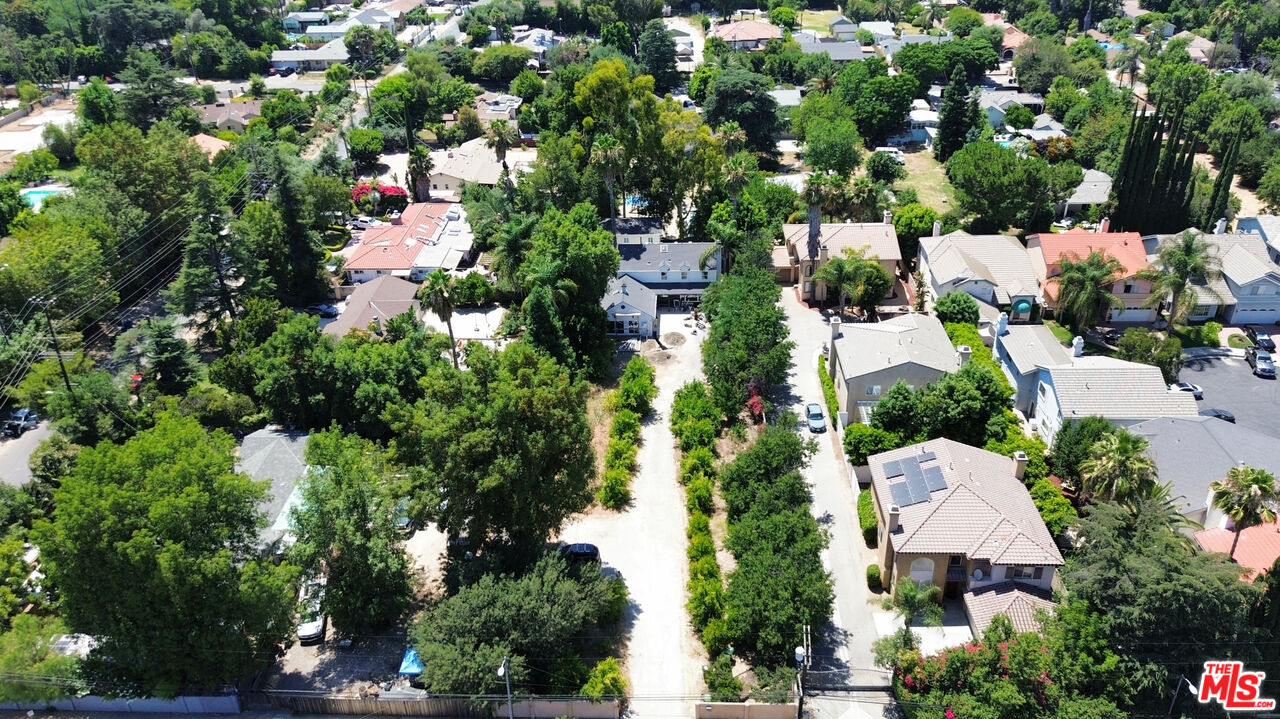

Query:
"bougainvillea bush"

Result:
[[352, 183, 410, 214]]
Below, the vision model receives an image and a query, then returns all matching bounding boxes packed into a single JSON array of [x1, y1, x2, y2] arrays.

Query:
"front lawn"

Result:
[[799, 9, 840, 35], [1228, 333, 1253, 349]]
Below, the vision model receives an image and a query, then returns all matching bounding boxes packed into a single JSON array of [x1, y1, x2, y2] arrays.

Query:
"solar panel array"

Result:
[[885, 451, 944, 507]]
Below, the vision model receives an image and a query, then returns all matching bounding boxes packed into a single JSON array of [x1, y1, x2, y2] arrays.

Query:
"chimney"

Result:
[[888, 505, 900, 533], [997, 311, 1009, 337], [621, 282, 629, 295], [373, 316, 383, 335], [932, 220, 942, 237], [1214, 217, 1227, 235], [957, 344, 972, 365], [1099, 217, 1111, 233], [1072, 335, 1084, 357], [830, 316, 842, 345], [1013, 451, 1028, 480], [883, 209, 893, 226]]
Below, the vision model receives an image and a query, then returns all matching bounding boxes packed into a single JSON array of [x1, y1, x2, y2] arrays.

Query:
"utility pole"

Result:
[[33, 297, 73, 394]]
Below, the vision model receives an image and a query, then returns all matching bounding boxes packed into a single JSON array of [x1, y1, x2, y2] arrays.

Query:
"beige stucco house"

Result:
[[782, 213, 903, 305], [866, 438, 1064, 614]]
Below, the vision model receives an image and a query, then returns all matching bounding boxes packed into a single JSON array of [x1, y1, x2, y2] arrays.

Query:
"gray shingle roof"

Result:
[[831, 313, 960, 381], [963, 581, 1056, 635], [617, 242, 718, 274], [869, 438, 1064, 566], [796, 40, 869, 61], [1065, 169, 1112, 206], [238, 429, 309, 545], [1046, 356, 1200, 420], [997, 324, 1070, 376], [602, 276, 658, 319], [921, 231, 1040, 304], [602, 217, 665, 236], [1129, 416, 1280, 514]]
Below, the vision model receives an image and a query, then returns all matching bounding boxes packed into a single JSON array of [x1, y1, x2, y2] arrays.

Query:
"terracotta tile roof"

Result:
[[869, 439, 1064, 567], [1195, 521, 1280, 579], [963, 581, 1056, 635], [711, 19, 782, 43], [1002, 25, 1030, 50], [345, 202, 453, 273], [1030, 229, 1148, 277], [190, 133, 230, 160]]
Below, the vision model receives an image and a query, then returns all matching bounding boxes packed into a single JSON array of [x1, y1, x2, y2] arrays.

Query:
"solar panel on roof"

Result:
[[889, 482, 913, 507], [884, 459, 905, 478], [905, 472, 929, 504], [923, 465, 947, 492]]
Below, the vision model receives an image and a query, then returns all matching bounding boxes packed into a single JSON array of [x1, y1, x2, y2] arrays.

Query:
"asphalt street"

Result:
[[0, 420, 51, 488]]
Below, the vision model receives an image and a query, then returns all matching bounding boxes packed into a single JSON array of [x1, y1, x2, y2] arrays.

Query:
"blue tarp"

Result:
[[398, 648, 424, 676]]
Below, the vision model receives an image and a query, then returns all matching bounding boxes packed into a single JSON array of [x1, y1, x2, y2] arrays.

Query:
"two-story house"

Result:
[[1148, 229, 1280, 324], [992, 316, 1199, 443], [828, 314, 962, 425], [1027, 227, 1155, 323], [283, 10, 329, 32], [617, 241, 721, 308], [783, 212, 903, 306], [866, 438, 1063, 632], [918, 229, 1040, 323]]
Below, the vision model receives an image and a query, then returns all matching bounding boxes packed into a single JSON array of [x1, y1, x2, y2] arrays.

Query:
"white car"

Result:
[[296, 580, 327, 643], [873, 146, 906, 164], [1168, 382, 1204, 400], [349, 215, 373, 229]]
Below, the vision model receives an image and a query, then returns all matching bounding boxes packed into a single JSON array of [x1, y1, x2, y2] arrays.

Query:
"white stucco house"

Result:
[[601, 277, 658, 337]]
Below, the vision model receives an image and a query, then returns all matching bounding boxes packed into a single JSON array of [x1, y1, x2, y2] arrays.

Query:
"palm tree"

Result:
[[803, 173, 832, 264], [920, 0, 945, 29], [1137, 231, 1222, 325], [520, 255, 579, 308], [484, 120, 519, 196], [722, 151, 753, 219], [1210, 0, 1243, 50], [1050, 251, 1124, 335], [1210, 465, 1280, 561], [717, 121, 747, 156], [1078, 430, 1158, 503], [1128, 482, 1203, 542], [884, 578, 943, 648], [591, 133, 625, 243], [813, 256, 856, 316], [420, 269, 459, 369], [805, 65, 839, 95], [1111, 46, 1142, 88], [407, 145, 434, 202], [490, 214, 536, 295]]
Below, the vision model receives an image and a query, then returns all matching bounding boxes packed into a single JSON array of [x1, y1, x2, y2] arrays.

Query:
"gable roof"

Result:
[[1129, 415, 1280, 515], [997, 324, 1071, 376], [829, 14, 856, 28], [782, 222, 902, 264], [324, 275, 421, 338], [238, 428, 309, 545], [1196, 521, 1280, 579], [1044, 356, 1199, 420], [858, 20, 896, 37], [1064, 169, 1112, 206], [920, 231, 1040, 304], [869, 438, 1064, 566], [1002, 24, 1031, 50], [192, 100, 263, 126], [711, 19, 781, 43], [1028, 229, 1148, 300], [603, 217, 665, 236], [618, 242, 718, 274], [831, 313, 960, 381], [190, 133, 230, 160], [794, 36, 870, 61], [602, 276, 658, 319], [964, 581, 1056, 635]]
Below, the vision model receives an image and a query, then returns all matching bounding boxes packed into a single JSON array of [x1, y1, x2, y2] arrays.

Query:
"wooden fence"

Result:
[[245, 691, 622, 718]]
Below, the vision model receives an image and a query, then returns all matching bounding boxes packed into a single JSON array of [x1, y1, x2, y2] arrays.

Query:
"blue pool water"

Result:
[[19, 187, 68, 211], [1099, 42, 1126, 50]]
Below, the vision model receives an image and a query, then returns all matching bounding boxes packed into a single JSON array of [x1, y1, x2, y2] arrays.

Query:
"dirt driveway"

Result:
[[559, 311, 708, 718]]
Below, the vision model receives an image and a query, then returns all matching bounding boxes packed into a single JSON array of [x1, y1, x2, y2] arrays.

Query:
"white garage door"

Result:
[[1230, 306, 1280, 325], [1109, 307, 1154, 322]]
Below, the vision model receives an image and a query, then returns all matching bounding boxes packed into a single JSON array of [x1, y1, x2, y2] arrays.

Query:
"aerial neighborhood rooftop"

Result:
[[2, 0, 1280, 716]]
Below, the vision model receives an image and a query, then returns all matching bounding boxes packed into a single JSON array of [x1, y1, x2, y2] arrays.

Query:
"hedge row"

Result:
[[818, 356, 840, 429], [857, 489, 877, 548], [599, 357, 657, 510], [670, 381, 729, 652]]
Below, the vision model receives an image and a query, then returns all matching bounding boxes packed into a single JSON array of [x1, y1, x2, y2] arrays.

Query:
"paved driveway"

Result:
[[1181, 354, 1280, 438], [0, 420, 51, 488], [559, 313, 707, 719], [778, 291, 892, 718]]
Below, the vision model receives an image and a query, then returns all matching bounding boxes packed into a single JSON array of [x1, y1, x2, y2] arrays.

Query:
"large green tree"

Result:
[[118, 49, 198, 130], [387, 342, 595, 554], [34, 414, 298, 697], [1050, 251, 1123, 334], [289, 428, 413, 635], [636, 19, 678, 94], [935, 65, 975, 162], [703, 69, 779, 155], [166, 175, 246, 337]]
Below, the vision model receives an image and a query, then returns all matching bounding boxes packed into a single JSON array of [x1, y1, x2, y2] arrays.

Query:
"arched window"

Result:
[[909, 557, 935, 587]]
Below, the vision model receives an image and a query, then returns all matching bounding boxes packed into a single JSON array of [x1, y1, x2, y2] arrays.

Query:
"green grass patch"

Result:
[[799, 8, 840, 34], [1043, 320, 1074, 345], [1169, 321, 1222, 348], [897, 150, 956, 214], [1228, 333, 1253, 349]]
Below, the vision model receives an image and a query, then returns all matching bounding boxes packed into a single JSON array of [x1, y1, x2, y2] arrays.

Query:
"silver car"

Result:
[[297, 581, 327, 644], [805, 403, 827, 433]]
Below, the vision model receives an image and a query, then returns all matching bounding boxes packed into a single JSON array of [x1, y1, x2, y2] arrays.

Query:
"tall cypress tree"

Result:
[[935, 66, 973, 163]]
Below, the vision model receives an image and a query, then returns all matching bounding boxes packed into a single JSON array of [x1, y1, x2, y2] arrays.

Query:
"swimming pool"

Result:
[[1099, 42, 1126, 50], [19, 186, 69, 211]]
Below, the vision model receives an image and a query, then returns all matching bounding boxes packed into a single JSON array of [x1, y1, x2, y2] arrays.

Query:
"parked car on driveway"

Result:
[[3, 408, 38, 438], [296, 582, 326, 644], [303, 303, 339, 318], [559, 543, 600, 563], [1168, 382, 1204, 399], [805, 402, 826, 433], [1245, 324, 1276, 351], [1246, 347, 1277, 377], [1199, 408, 1236, 423]]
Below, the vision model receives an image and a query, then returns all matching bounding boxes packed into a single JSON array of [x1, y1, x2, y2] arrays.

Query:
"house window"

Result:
[[909, 557, 935, 587], [948, 555, 963, 569], [681, 271, 688, 280], [1192, 304, 1210, 316], [702, 271, 709, 280], [1038, 382, 1048, 398], [661, 271, 668, 280], [1252, 285, 1262, 296], [432, 183, 438, 190], [866, 385, 882, 396], [1008, 566, 1043, 580], [804, 281, 814, 292], [805, 265, 814, 277], [857, 401, 878, 423], [1123, 283, 1134, 293]]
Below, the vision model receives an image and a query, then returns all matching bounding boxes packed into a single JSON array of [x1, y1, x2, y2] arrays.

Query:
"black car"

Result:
[[3, 409, 38, 437], [1245, 324, 1277, 351], [1199, 408, 1236, 423], [279, 66, 296, 77], [303, 303, 339, 318], [560, 543, 600, 562]]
